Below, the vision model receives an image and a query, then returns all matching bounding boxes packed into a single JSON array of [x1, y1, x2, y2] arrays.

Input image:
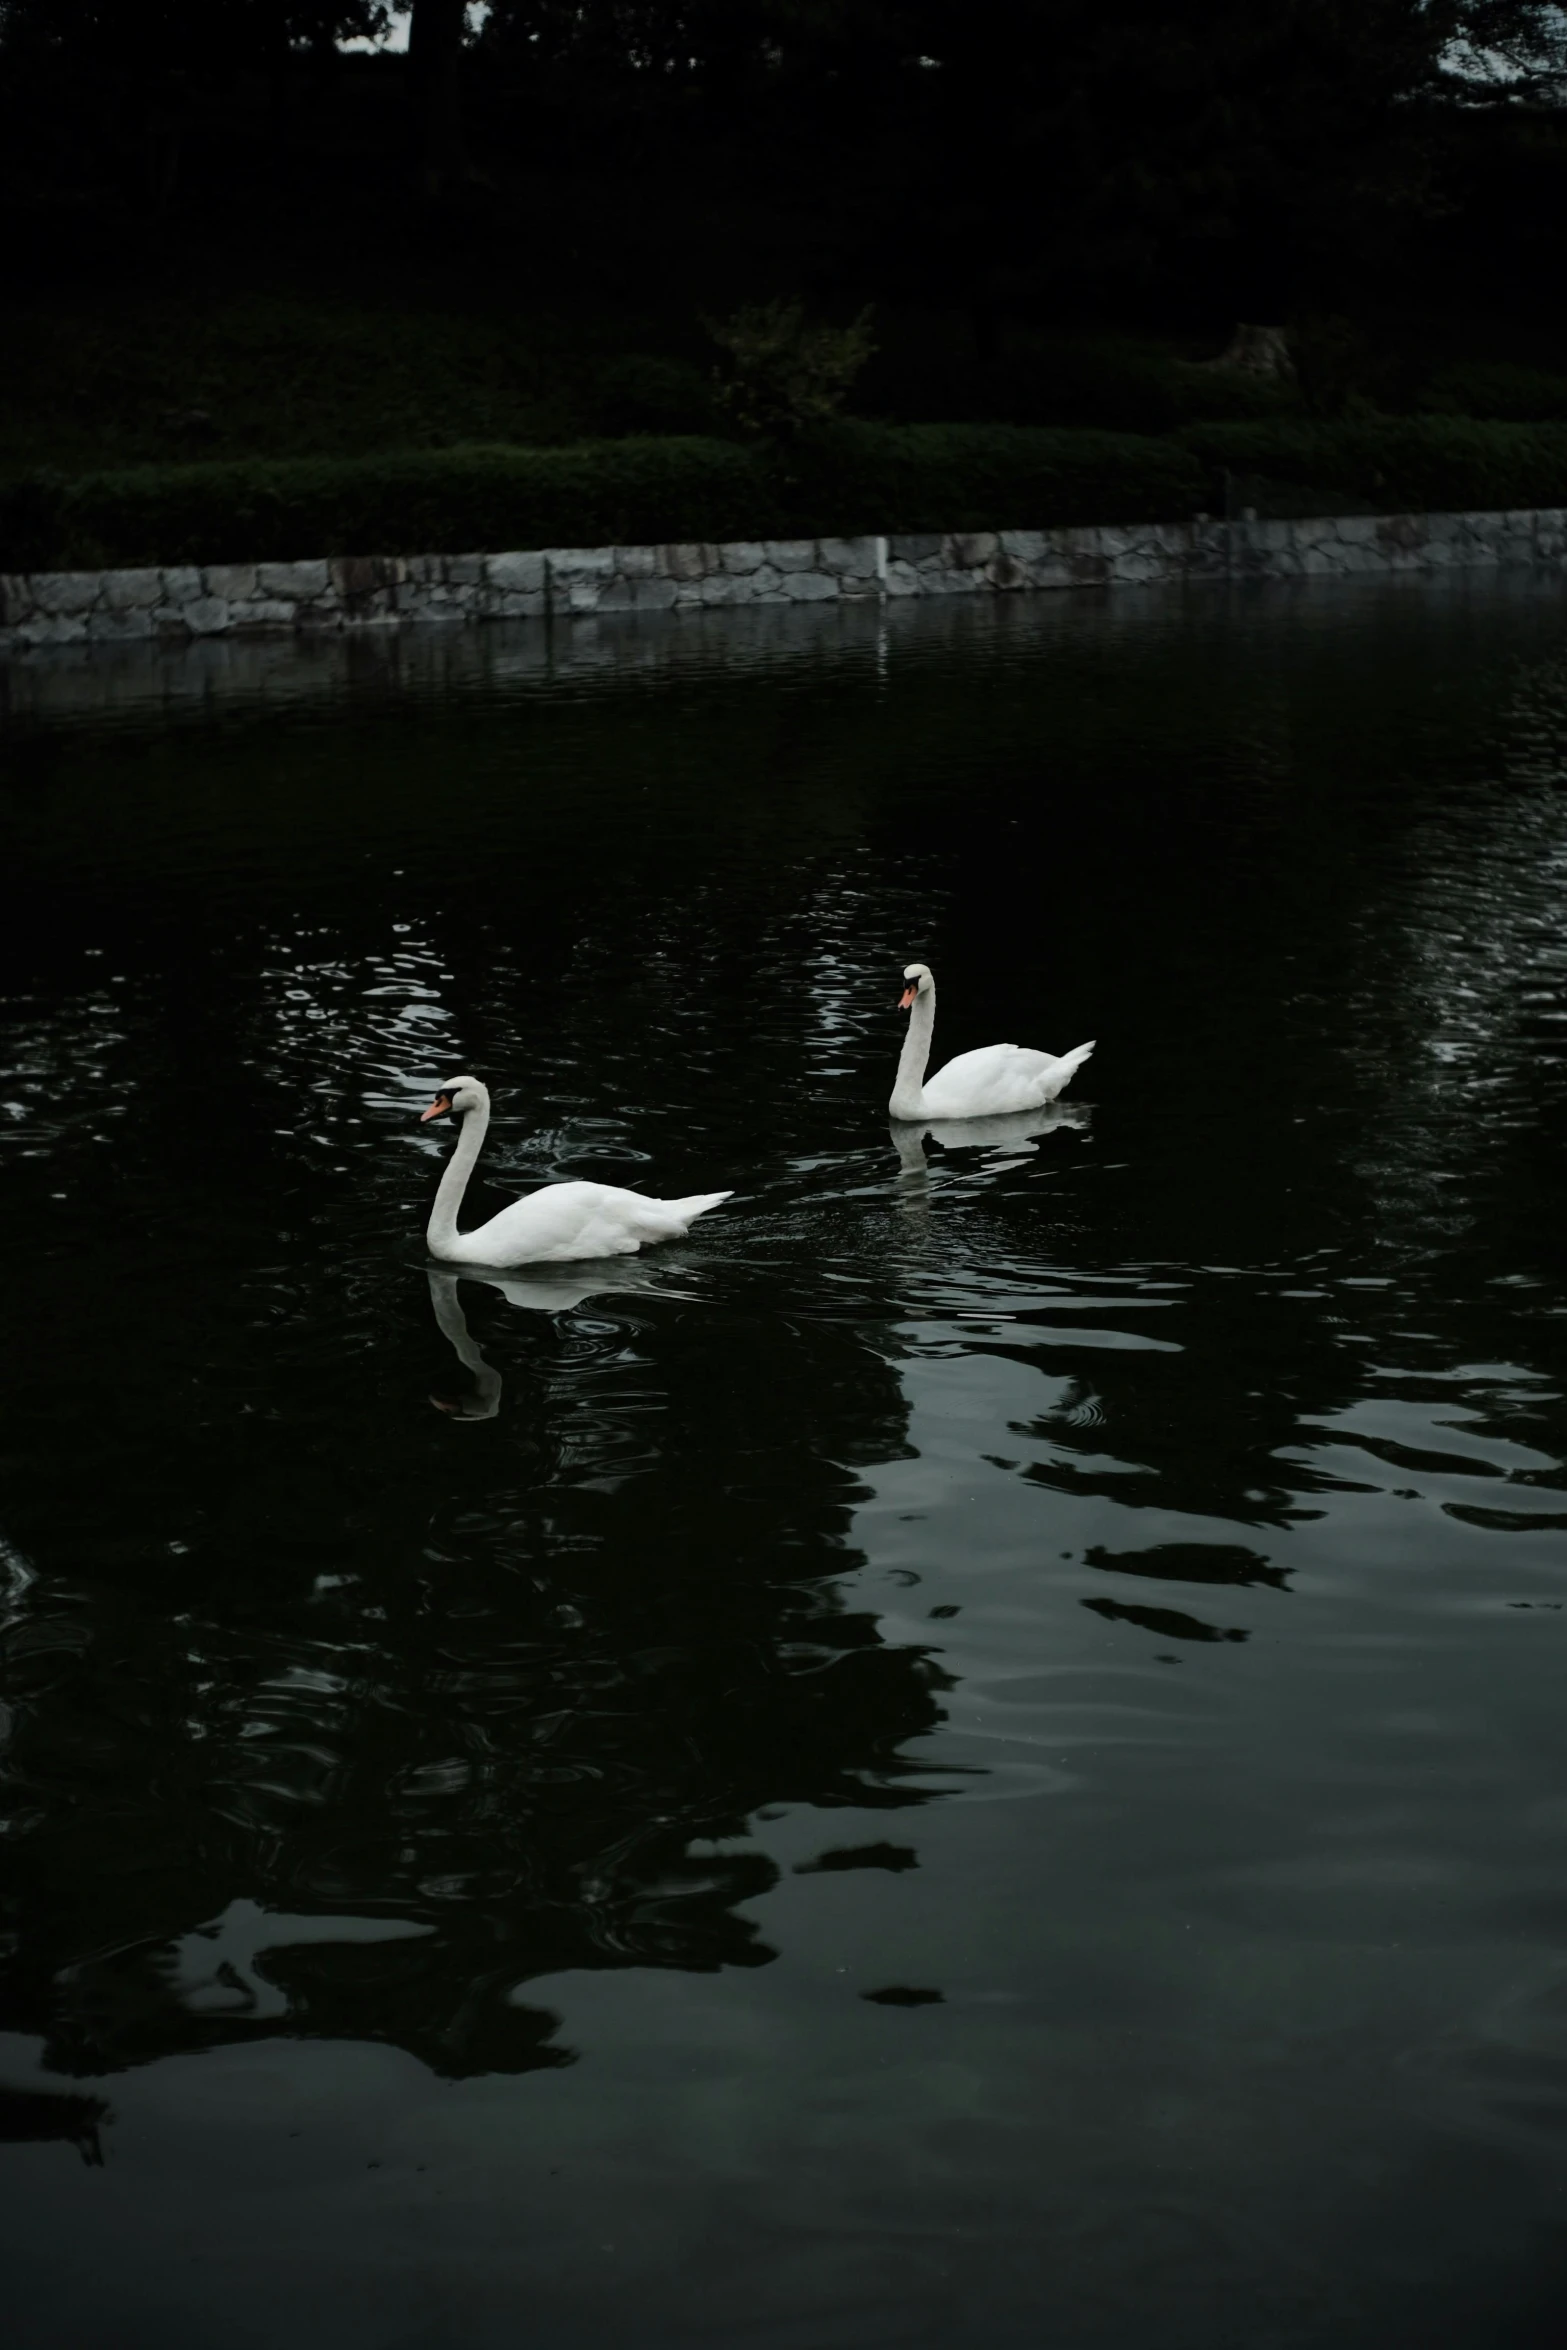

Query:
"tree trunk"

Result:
[[407, 0, 466, 196]]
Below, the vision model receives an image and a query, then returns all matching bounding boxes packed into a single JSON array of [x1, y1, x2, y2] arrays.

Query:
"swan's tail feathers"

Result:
[[670, 1189, 733, 1228], [1045, 1040, 1096, 1099]]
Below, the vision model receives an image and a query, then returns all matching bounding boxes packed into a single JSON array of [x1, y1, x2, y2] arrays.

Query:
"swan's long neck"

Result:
[[890, 983, 935, 1119], [427, 1093, 489, 1256]]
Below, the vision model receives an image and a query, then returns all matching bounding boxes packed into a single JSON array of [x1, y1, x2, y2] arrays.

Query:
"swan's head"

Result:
[[899, 963, 933, 1011], [420, 1073, 486, 1123]]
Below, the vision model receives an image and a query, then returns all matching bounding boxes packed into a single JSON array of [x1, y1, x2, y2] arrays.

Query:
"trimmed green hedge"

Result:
[[0, 424, 1206, 572], [1179, 416, 1567, 515], [781, 422, 1204, 534]]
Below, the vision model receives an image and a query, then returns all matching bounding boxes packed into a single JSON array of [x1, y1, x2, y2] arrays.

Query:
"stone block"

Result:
[[100, 569, 161, 611], [658, 543, 714, 581], [839, 573, 882, 599], [87, 607, 154, 641], [817, 536, 879, 577], [946, 531, 998, 568], [613, 545, 661, 579], [1374, 515, 1428, 554], [883, 560, 924, 597], [780, 570, 838, 601], [600, 576, 679, 612], [258, 559, 330, 600], [30, 571, 100, 616], [496, 590, 546, 618], [332, 555, 404, 603], [762, 539, 816, 572], [889, 534, 941, 564], [184, 597, 231, 635], [699, 572, 745, 605], [1299, 545, 1344, 576], [999, 530, 1046, 564], [21, 615, 89, 645], [486, 551, 546, 594], [544, 546, 615, 579], [749, 564, 782, 597], [0, 576, 35, 625], [203, 563, 258, 602], [441, 554, 483, 586], [719, 541, 767, 573], [1243, 520, 1295, 555]]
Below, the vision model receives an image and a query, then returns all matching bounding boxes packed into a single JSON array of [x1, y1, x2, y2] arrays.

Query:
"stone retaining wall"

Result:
[[4, 509, 1566, 649]]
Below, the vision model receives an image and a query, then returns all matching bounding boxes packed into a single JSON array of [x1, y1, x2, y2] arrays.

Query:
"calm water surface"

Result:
[[3, 582, 1567, 2348]]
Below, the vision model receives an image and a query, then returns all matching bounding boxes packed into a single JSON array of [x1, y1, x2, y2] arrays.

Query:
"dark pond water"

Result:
[[2, 580, 1567, 2349]]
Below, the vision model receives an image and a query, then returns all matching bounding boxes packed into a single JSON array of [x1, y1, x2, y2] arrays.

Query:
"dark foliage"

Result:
[[1, 2, 1564, 320], [1180, 415, 1567, 515], [0, 425, 1206, 570]]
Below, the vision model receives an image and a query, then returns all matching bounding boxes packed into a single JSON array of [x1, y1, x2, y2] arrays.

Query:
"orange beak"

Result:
[[420, 1093, 452, 1122], [899, 986, 917, 1010]]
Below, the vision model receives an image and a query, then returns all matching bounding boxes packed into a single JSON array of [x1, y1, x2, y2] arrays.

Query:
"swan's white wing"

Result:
[[919, 1041, 1094, 1119], [447, 1180, 642, 1265], [446, 1181, 730, 1267]]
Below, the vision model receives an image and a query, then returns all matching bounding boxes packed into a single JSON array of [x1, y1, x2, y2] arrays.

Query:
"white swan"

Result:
[[420, 1075, 731, 1265], [890, 964, 1094, 1121]]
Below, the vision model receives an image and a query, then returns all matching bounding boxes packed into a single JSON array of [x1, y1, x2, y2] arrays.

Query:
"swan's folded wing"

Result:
[[918, 1042, 1035, 1118], [453, 1180, 636, 1265], [920, 1041, 1091, 1118]]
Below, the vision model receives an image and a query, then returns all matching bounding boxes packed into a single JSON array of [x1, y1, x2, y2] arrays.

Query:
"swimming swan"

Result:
[[889, 965, 1094, 1121], [420, 1075, 731, 1265]]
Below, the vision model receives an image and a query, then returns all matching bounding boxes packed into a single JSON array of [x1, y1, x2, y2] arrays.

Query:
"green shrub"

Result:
[[1284, 315, 1391, 418], [707, 301, 876, 438], [0, 440, 779, 571], [780, 421, 1205, 534], [1420, 360, 1567, 424], [591, 354, 721, 439], [1178, 416, 1567, 514], [0, 424, 1207, 570], [866, 336, 1298, 435]]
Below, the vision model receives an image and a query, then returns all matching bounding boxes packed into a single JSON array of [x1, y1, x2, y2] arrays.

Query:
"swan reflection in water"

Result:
[[890, 1099, 1091, 1179], [426, 1261, 683, 1420]]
